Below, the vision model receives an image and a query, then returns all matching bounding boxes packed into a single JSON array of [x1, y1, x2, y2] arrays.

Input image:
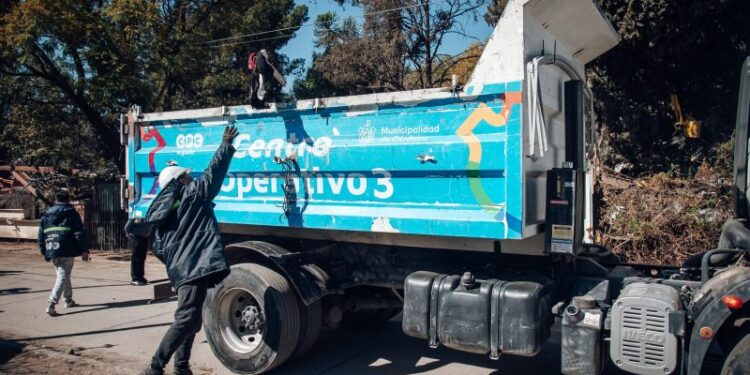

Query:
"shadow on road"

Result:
[[59, 298, 153, 316], [0, 339, 25, 365], [13, 322, 171, 342], [0, 283, 133, 296], [0, 288, 31, 295], [0, 270, 24, 277], [278, 317, 562, 375]]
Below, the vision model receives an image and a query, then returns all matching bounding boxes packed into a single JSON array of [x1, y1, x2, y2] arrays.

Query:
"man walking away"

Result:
[[38, 190, 90, 316], [134, 125, 238, 375], [125, 218, 149, 285]]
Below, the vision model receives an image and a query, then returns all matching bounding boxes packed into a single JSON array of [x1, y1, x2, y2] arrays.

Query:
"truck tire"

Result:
[[722, 332, 750, 375], [203, 263, 300, 374], [294, 299, 322, 358], [341, 308, 401, 330]]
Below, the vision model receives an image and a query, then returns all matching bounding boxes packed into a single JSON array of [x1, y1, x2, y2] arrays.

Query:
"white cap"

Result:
[[158, 165, 189, 188]]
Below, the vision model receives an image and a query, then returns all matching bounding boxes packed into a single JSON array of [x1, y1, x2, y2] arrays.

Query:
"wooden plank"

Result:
[[0, 220, 39, 240], [0, 209, 28, 220], [10, 171, 52, 206]]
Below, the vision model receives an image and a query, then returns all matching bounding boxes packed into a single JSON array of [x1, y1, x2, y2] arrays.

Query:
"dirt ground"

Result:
[[0, 239, 562, 375], [0, 341, 122, 375], [0, 240, 141, 375]]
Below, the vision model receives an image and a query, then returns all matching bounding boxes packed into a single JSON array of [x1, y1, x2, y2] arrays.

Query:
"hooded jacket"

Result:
[[37, 203, 88, 258], [133, 142, 236, 288]]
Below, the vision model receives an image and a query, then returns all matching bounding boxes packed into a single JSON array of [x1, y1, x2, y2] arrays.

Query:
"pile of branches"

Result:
[[0, 164, 120, 204], [596, 164, 733, 265]]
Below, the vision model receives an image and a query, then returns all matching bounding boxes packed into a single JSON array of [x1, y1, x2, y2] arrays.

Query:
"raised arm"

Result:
[[194, 126, 237, 200]]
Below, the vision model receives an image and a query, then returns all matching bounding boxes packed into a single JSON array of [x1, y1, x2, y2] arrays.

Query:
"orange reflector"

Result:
[[699, 327, 714, 339], [722, 295, 744, 310]]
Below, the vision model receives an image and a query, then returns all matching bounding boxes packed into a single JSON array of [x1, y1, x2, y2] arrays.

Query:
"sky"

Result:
[[278, 0, 494, 92]]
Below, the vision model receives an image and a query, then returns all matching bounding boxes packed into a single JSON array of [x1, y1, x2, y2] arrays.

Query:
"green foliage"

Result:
[[293, 0, 487, 99], [0, 0, 307, 171], [484, 0, 508, 26], [590, 0, 749, 176]]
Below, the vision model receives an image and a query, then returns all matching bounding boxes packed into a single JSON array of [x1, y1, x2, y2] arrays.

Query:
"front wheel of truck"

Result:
[[203, 263, 301, 374]]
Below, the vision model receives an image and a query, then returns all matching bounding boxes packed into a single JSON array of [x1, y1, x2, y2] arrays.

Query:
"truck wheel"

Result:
[[341, 308, 401, 330], [722, 333, 750, 375], [203, 263, 300, 374], [294, 299, 322, 358]]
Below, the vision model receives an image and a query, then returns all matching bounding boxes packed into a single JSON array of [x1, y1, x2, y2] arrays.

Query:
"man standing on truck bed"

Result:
[[136, 125, 238, 375]]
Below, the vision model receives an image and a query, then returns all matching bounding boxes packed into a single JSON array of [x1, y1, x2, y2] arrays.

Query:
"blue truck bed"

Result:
[[127, 84, 526, 240], [124, 0, 619, 246]]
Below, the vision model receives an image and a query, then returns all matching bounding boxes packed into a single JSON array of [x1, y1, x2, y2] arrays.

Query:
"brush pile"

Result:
[[597, 163, 733, 265]]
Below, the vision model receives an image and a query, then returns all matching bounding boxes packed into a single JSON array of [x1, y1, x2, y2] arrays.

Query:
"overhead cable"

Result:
[[199, 0, 451, 48]]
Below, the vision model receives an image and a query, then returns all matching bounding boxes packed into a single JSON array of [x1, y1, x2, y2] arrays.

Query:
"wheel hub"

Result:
[[218, 288, 265, 353], [241, 305, 264, 333]]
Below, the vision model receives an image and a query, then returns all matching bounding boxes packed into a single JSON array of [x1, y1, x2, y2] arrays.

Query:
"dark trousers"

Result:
[[151, 280, 208, 369], [128, 235, 148, 281]]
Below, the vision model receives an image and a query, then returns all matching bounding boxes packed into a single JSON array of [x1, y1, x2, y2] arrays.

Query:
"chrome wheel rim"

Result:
[[218, 288, 264, 353]]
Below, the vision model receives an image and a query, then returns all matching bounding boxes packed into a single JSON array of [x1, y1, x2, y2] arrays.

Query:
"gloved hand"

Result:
[[223, 125, 239, 144]]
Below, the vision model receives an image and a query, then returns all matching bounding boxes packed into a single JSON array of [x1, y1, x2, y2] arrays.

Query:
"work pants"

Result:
[[129, 235, 148, 281], [48, 257, 74, 304], [151, 279, 208, 370]]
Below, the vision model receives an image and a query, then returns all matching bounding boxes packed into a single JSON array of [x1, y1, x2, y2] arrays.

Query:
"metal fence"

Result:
[[86, 183, 128, 251]]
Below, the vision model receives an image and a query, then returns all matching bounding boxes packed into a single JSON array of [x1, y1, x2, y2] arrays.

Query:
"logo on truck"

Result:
[[141, 127, 167, 194], [223, 133, 394, 200], [176, 133, 204, 154], [456, 92, 522, 213], [622, 329, 666, 344]]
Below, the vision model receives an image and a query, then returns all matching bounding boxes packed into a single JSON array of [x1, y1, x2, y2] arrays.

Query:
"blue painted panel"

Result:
[[128, 83, 525, 240]]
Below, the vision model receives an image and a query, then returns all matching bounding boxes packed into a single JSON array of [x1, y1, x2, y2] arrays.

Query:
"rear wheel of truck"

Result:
[[722, 332, 750, 374], [203, 263, 300, 374], [294, 299, 322, 357]]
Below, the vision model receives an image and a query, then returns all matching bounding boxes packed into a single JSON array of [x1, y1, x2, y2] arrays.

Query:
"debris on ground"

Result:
[[0, 341, 124, 375], [597, 162, 733, 265]]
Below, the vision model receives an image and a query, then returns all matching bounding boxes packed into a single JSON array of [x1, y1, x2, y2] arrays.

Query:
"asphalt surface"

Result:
[[0, 243, 566, 374]]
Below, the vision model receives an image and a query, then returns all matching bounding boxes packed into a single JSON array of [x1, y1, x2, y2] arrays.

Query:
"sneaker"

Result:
[[131, 279, 148, 286], [173, 367, 193, 375], [46, 304, 58, 316], [64, 299, 78, 308], [136, 365, 164, 375]]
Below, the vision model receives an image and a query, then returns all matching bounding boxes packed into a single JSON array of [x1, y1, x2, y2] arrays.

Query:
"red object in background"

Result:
[[247, 52, 257, 71], [722, 295, 744, 310]]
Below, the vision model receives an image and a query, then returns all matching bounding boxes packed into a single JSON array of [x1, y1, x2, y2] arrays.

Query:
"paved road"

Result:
[[0, 244, 566, 374]]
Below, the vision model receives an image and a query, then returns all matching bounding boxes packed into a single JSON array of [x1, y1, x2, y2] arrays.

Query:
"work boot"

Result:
[[64, 299, 78, 308], [46, 303, 58, 317], [136, 364, 164, 375], [173, 366, 193, 375]]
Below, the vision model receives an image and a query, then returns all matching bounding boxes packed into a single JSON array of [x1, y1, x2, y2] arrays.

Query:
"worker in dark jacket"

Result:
[[124, 218, 149, 285], [38, 190, 89, 316], [137, 125, 238, 375]]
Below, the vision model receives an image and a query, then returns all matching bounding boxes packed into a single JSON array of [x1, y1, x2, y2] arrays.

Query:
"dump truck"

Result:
[[121, 0, 750, 373]]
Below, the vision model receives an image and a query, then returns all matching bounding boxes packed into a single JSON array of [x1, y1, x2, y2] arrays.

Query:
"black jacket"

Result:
[[132, 142, 235, 288], [37, 203, 88, 258]]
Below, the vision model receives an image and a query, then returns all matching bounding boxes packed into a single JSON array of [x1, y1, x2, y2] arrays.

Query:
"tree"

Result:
[[484, 0, 508, 26], [589, 0, 749, 175], [0, 0, 307, 171], [294, 0, 487, 99]]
